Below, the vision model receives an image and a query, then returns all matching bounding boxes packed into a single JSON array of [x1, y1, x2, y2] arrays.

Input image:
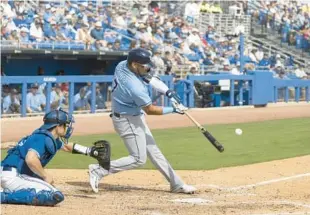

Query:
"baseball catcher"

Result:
[[1, 108, 110, 206]]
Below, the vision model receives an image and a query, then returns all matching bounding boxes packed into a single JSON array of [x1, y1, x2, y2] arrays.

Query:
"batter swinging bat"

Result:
[[183, 111, 224, 153], [144, 75, 224, 152]]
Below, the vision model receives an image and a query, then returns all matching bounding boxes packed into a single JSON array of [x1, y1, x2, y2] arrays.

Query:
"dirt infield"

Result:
[[1, 103, 310, 215]]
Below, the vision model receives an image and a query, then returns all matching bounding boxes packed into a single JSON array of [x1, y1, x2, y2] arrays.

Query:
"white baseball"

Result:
[[235, 128, 243, 135]]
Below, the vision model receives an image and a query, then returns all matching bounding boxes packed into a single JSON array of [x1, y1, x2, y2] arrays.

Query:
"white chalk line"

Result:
[[249, 212, 310, 215], [239, 200, 310, 209], [224, 172, 310, 191]]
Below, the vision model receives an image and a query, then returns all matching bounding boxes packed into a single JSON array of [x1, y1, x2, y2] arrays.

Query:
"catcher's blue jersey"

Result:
[[111, 60, 151, 115], [1, 129, 63, 178]]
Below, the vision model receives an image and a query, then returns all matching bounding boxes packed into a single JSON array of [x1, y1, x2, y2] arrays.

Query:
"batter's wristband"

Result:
[[166, 90, 173, 98], [162, 107, 174, 115]]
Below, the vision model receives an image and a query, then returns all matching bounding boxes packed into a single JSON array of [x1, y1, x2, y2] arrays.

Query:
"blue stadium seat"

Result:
[[38, 42, 53, 49], [70, 42, 85, 50], [54, 42, 69, 50]]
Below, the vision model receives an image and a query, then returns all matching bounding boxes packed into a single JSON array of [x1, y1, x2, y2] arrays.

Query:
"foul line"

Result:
[[226, 172, 310, 191], [249, 213, 309, 215]]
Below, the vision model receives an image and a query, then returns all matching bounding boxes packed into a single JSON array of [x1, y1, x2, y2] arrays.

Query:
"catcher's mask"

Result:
[[40, 108, 75, 142]]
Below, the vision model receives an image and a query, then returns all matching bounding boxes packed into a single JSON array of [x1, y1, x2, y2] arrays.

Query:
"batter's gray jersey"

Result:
[[93, 60, 184, 190]]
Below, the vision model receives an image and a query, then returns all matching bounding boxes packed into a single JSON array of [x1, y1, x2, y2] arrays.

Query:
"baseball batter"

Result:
[[1, 108, 110, 206], [89, 48, 197, 194]]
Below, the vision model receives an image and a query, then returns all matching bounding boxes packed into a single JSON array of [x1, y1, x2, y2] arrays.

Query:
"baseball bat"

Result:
[[183, 111, 224, 153]]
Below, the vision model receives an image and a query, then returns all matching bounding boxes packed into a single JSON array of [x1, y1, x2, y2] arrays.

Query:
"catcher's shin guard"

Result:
[[1, 189, 64, 206]]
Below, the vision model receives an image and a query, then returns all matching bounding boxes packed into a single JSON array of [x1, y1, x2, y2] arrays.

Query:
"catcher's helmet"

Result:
[[40, 108, 74, 139], [127, 48, 152, 65]]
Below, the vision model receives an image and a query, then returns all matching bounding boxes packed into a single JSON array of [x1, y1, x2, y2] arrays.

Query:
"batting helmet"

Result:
[[40, 108, 74, 140], [127, 48, 153, 65]]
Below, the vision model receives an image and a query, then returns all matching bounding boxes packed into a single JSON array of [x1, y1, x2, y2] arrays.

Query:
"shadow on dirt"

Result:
[[66, 181, 168, 193]]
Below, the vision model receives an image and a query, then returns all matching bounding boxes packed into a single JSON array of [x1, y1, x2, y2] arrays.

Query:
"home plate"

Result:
[[170, 198, 214, 205]]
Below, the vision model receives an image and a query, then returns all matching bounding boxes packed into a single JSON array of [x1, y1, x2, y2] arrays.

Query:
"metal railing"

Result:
[[1, 75, 174, 117], [249, 36, 307, 68], [197, 14, 251, 38]]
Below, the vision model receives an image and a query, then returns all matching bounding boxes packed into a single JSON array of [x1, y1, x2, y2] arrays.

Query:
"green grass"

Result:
[[2, 118, 310, 170]]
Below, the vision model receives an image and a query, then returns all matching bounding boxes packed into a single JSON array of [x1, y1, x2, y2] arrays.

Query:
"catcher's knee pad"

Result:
[[2, 188, 36, 205], [2, 188, 64, 206]]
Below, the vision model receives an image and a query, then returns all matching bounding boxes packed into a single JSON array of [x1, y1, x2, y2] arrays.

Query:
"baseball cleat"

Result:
[[88, 164, 101, 193], [171, 184, 197, 194]]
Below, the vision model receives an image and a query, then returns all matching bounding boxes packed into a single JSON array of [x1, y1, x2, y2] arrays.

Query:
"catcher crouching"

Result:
[[1, 108, 110, 206]]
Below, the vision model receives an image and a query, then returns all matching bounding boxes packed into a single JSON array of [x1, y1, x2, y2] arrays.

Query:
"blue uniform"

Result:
[[1, 109, 74, 206], [1, 129, 63, 178]]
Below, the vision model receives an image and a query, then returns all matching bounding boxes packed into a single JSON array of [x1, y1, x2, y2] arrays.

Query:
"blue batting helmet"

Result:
[[127, 48, 152, 65], [40, 108, 74, 140]]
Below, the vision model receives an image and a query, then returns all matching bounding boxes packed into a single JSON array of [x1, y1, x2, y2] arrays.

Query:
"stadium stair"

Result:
[[250, 20, 310, 66]]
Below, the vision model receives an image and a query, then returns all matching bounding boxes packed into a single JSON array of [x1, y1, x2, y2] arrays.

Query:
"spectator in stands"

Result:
[[258, 53, 271, 67], [184, 1, 200, 23], [223, 61, 231, 72], [50, 83, 68, 110], [294, 64, 308, 79], [107, 42, 113, 50], [255, 45, 264, 61], [2, 85, 10, 105], [151, 48, 165, 75], [1, 0, 14, 18], [92, 39, 108, 51], [2, 88, 20, 114], [231, 62, 242, 75], [76, 22, 93, 49], [7, 28, 19, 45], [187, 64, 200, 76], [30, 15, 44, 41], [26, 83, 45, 113], [43, 4, 53, 23], [249, 49, 258, 63], [187, 28, 203, 47], [44, 20, 57, 41], [3, 15, 17, 33], [91, 21, 105, 41], [113, 10, 127, 29], [93, 84, 106, 109], [274, 54, 283, 68], [229, 53, 239, 65], [37, 66, 46, 94], [83, 82, 92, 98], [19, 27, 32, 49], [54, 21, 71, 42], [163, 51, 173, 75], [163, 40, 175, 57], [74, 88, 90, 111], [112, 39, 121, 51], [12, 1, 25, 17], [129, 40, 138, 49]]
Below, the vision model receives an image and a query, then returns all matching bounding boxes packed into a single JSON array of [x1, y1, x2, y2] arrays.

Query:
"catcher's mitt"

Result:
[[90, 140, 111, 170]]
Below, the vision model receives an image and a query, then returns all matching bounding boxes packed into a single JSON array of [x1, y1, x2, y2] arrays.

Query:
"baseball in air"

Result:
[[235, 128, 243, 135]]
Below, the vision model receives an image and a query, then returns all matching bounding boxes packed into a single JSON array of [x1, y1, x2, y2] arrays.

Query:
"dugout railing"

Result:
[[1, 73, 310, 117], [1, 75, 174, 117]]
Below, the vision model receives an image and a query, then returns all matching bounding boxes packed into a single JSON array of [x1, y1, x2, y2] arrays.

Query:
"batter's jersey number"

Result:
[[111, 79, 118, 92]]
